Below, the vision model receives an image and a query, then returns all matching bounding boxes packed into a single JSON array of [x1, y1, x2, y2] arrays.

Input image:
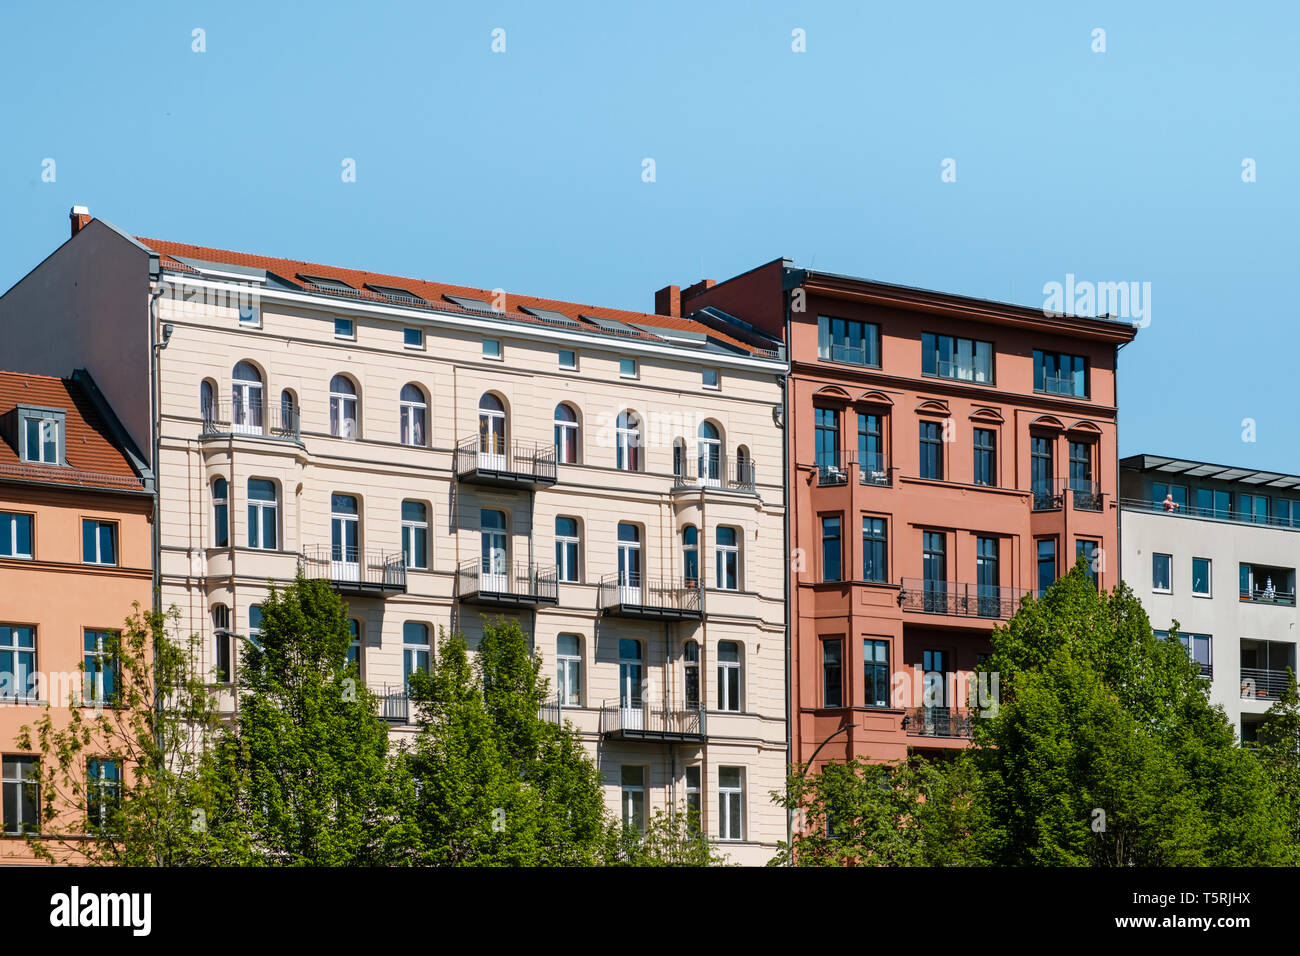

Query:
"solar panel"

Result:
[[297, 273, 355, 293], [444, 294, 498, 313]]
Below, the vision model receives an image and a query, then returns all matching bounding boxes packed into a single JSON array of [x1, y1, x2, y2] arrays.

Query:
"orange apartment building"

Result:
[[0, 370, 153, 862], [658, 260, 1138, 767]]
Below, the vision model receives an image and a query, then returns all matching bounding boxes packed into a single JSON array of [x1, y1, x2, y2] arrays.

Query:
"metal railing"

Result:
[[1240, 668, 1296, 701], [815, 451, 850, 486], [925, 359, 993, 385], [455, 437, 557, 483], [598, 573, 702, 616], [201, 400, 300, 441], [1031, 479, 1062, 511], [300, 546, 406, 592], [899, 579, 1030, 619], [672, 452, 757, 493], [1240, 587, 1297, 607], [1122, 497, 1300, 531], [0, 461, 146, 490], [818, 344, 879, 367], [458, 559, 558, 603], [374, 684, 410, 723], [903, 706, 974, 739], [599, 699, 706, 740], [1069, 480, 1104, 512], [856, 451, 891, 487], [1038, 374, 1085, 398], [814, 450, 891, 487]]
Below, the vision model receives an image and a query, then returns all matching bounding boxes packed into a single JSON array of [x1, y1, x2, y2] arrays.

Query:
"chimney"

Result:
[[682, 278, 716, 303], [70, 205, 91, 237], [654, 284, 681, 318]]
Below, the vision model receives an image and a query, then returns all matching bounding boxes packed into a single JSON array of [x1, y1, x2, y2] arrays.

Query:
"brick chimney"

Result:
[[682, 278, 716, 303], [70, 205, 91, 237], [654, 284, 681, 318]]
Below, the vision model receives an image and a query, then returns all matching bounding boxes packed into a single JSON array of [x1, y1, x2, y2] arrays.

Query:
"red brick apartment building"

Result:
[[657, 260, 1138, 767]]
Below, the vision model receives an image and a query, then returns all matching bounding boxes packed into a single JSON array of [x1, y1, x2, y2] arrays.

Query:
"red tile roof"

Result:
[[0, 372, 144, 491], [137, 237, 769, 356]]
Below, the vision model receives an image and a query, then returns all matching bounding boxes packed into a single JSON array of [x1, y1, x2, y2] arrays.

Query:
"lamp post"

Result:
[[790, 716, 861, 865]]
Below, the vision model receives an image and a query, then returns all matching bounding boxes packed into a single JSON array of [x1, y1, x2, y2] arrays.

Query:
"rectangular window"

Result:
[[922, 649, 948, 707], [1152, 553, 1172, 593], [823, 639, 843, 708], [249, 605, 263, 641], [1077, 540, 1099, 588], [976, 537, 1000, 616], [247, 479, 278, 550], [921, 332, 993, 383], [0, 512, 33, 559], [86, 758, 122, 830], [1036, 538, 1057, 597], [83, 630, 119, 705], [1192, 557, 1211, 597], [1239, 492, 1269, 524], [81, 520, 117, 566], [619, 358, 638, 378], [403, 622, 431, 689], [718, 767, 744, 841], [715, 527, 739, 590], [215, 628, 234, 684], [1, 756, 39, 836], [1276, 500, 1300, 528], [402, 501, 429, 570], [0, 626, 36, 702], [483, 338, 502, 359], [817, 315, 880, 367], [1031, 436, 1055, 508], [922, 532, 946, 611], [556, 634, 582, 707], [1033, 349, 1088, 398], [19, 408, 63, 465], [702, 368, 720, 389], [685, 765, 702, 831], [334, 317, 355, 339], [558, 349, 577, 370], [814, 407, 841, 477], [403, 327, 424, 348], [919, 421, 944, 480], [864, 639, 890, 708], [555, 516, 580, 583], [621, 765, 646, 833], [973, 428, 996, 486], [862, 517, 887, 583], [857, 412, 886, 481], [1155, 483, 1189, 512], [347, 619, 362, 672], [821, 516, 842, 582]]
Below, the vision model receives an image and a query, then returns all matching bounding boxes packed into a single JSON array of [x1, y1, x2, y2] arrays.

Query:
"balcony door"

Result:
[[619, 639, 644, 730], [480, 509, 508, 592], [858, 412, 885, 480], [697, 421, 722, 488], [1031, 436, 1053, 505], [617, 523, 642, 605], [478, 394, 507, 470], [231, 362, 264, 435], [922, 532, 946, 612], [330, 494, 360, 582], [922, 649, 949, 733], [976, 537, 1000, 617]]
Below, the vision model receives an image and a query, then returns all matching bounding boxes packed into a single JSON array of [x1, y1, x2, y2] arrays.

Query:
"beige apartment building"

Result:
[[0, 208, 790, 864]]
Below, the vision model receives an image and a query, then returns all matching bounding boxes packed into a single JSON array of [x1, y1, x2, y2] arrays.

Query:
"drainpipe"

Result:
[[780, 285, 793, 861], [148, 272, 167, 788], [1114, 339, 1130, 590]]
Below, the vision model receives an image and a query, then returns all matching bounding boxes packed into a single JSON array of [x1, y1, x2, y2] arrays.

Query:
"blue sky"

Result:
[[2, 1, 1297, 467]]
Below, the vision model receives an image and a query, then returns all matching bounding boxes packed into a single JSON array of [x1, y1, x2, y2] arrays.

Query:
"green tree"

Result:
[[611, 805, 729, 866], [1255, 669, 1300, 851]]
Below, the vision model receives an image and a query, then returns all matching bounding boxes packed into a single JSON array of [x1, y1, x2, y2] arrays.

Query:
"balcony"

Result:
[[814, 450, 890, 488], [455, 437, 557, 488], [857, 451, 892, 487], [1037, 374, 1086, 399], [457, 559, 558, 607], [1031, 479, 1062, 511], [1240, 668, 1296, 701], [300, 546, 406, 596], [201, 401, 300, 442], [672, 452, 756, 493], [1240, 564, 1296, 606], [1121, 497, 1300, 530], [902, 706, 974, 739], [1240, 587, 1297, 607], [598, 573, 703, 620], [599, 699, 706, 743], [373, 684, 410, 723], [1070, 480, 1104, 512], [816, 452, 850, 487], [899, 579, 1030, 620]]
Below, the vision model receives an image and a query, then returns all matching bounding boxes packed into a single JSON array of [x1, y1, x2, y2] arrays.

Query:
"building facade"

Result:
[[0, 209, 789, 864], [0, 369, 153, 862], [1120, 454, 1300, 740], [658, 260, 1138, 767]]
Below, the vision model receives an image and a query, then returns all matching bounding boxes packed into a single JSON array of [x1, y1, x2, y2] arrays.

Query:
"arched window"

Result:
[[212, 477, 228, 547], [616, 411, 641, 471], [401, 500, 428, 569], [672, 437, 686, 478], [279, 389, 297, 432], [231, 362, 263, 434], [617, 523, 641, 599], [480, 509, 508, 586], [683, 641, 700, 710], [247, 478, 278, 550], [735, 446, 752, 488], [698, 420, 721, 486], [682, 525, 699, 588], [400, 384, 427, 447], [329, 375, 358, 439], [717, 641, 741, 712], [478, 394, 506, 457], [554, 404, 580, 464], [200, 380, 216, 421]]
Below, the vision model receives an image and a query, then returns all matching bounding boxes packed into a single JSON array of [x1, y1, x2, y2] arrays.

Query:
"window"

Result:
[[862, 517, 887, 583], [331, 494, 360, 568], [698, 421, 722, 486], [615, 411, 641, 471], [683, 642, 700, 710], [715, 526, 739, 590], [1152, 553, 1172, 593], [1034, 349, 1087, 398], [329, 375, 358, 439], [556, 517, 580, 583], [814, 407, 840, 476], [0, 512, 33, 559], [921, 332, 993, 383], [619, 358, 638, 379], [1031, 436, 1055, 506], [478, 393, 506, 456], [1069, 441, 1093, 492], [821, 516, 842, 582], [1239, 492, 1269, 524], [817, 315, 880, 367], [247, 479, 278, 550], [481, 510, 508, 581], [973, 428, 996, 486], [83, 630, 119, 705], [1158, 631, 1212, 677], [206, 478, 228, 548], [717, 641, 741, 712], [402, 501, 429, 570], [1077, 540, 1100, 588], [1194, 487, 1230, 520], [976, 537, 1000, 616], [1276, 500, 1300, 528], [617, 523, 641, 590], [399, 385, 427, 446], [621, 765, 646, 833], [212, 606, 233, 684], [347, 619, 362, 672], [200, 380, 216, 420], [682, 525, 699, 588], [556, 634, 582, 707], [554, 404, 580, 464], [1036, 539, 1057, 597], [919, 421, 944, 480], [334, 317, 355, 339], [1157, 483, 1190, 513], [2, 756, 39, 836], [248, 605, 263, 642], [922, 649, 948, 707], [858, 412, 886, 480], [702, 368, 720, 389], [823, 639, 843, 708], [1193, 557, 1211, 597], [403, 327, 424, 348], [0, 626, 36, 702], [685, 765, 701, 831], [619, 639, 643, 710], [81, 520, 117, 566], [230, 362, 264, 434], [922, 532, 946, 610], [483, 338, 502, 359], [280, 390, 296, 430], [403, 623, 431, 690], [718, 767, 744, 841], [19, 407, 63, 464], [86, 758, 122, 830], [864, 639, 890, 708], [558, 349, 577, 370]]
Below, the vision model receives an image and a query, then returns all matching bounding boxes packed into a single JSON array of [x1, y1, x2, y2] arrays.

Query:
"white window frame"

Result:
[[334, 317, 356, 340], [702, 368, 720, 390], [554, 405, 580, 465], [82, 519, 117, 566], [619, 358, 638, 379], [483, 338, 502, 360], [247, 479, 278, 551], [1192, 556, 1212, 598], [718, 766, 744, 841], [1, 756, 39, 836], [401, 501, 429, 570], [558, 349, 578, 370], [620, 765, 646, 834], [1152, 552, 1172, 594], [399, 386, 427, 447], [556, 634, 582, 707], [347, 619, 363, 673], [0, 511, 33, 559], [329, 376, 359, 439], [403, 327, 424, 349], [18, 406, 65, 465], [556, 517, 580, 583], [717, 641, 741, 712], [615, 412, 641, 471], [715, 526, 740, 591], [403, 622, 431, 689]]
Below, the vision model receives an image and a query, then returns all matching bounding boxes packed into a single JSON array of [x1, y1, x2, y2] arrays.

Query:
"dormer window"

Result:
[[17, 406, 65, 465]]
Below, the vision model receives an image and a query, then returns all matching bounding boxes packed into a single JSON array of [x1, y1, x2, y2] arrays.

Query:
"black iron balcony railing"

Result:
[[1240, 587, 1298, 607], [1240, 667, 1296, 701], [457, 559, 558, 606], [373, 684, 410, 723], [300, 546, 406, 595], [1069, 480, 1104, 512], [598, 572, 703, 620], [1031, 479, 1062, 511], [899, 578, 1030, 620], [455, 437, 557, 487], [598, 699, 706, 742], [672, 452, 757, 493], [201, 400, 300, 441], [902, 706, 974, 739]]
